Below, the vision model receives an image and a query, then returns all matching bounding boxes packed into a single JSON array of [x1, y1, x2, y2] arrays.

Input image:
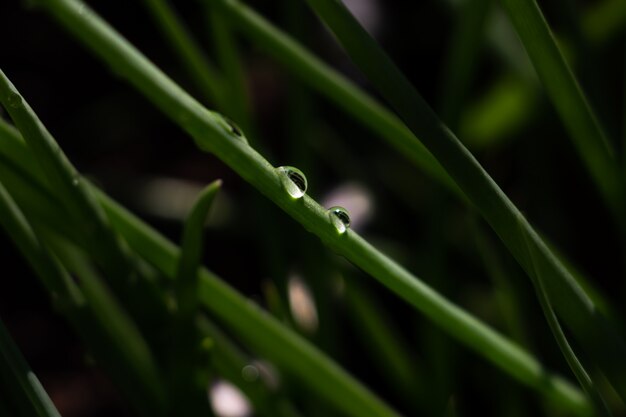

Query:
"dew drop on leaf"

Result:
[[276, 166, 307, 199], [328, 206, 351, 234]]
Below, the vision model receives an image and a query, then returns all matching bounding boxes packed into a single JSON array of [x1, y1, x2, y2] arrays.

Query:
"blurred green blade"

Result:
[[210, 0, 457, 194], [23, 0, 589, 412], [0, 69, 164, 326], [140, 0, 223, 104], [519, 218, 612, 416], [0, 117, 589, 414], [498, 0, 623, 218], [0, 182, 167, 416], [47, 236, 166, 406], [97, 188, 402, 417], [0, 318, 63, 417], [302, 0, 626, 402], [208, 4, 256, 140], [440, 0, 491, 129], [176, 179, 222, 318]]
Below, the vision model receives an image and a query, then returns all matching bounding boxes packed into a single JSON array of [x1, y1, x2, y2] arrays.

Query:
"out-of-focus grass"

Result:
[[0, 0, 625, 415]]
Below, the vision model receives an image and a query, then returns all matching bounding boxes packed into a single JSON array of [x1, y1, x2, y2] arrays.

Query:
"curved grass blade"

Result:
[[0, 123, 591, 415], [498, 0, 624, 221], [204, 0, 618, 326], [209, 0, 458, 195], [0, 182, 167, 416], [0, 129, 401, 417], [0, 318, 63, 417], [0, 70, 166, 327], [0, 132, 295, 416], [170, 179, 221, 416], [342, 277, 424, 408], [176, 179, 222, 319], [440, 0, 491, 129], [100, 188, 590, 415], [303, 0, 626, 402], [518, 217, 613, 417], [207, 5, 256, 142], [140, 0, 224, 105], [10, 1, 593, 412]]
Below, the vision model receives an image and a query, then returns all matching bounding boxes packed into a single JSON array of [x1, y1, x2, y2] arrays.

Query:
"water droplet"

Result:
[[78, 3, 87, 15], [328, 206, 350, 234], [72, 177, 80, 187], [241, 365, 259, 382], [212, 112, 247, 144], [276, 166, 307, 199], [223, 117, 243, 137], [7, 92, 22, 109]]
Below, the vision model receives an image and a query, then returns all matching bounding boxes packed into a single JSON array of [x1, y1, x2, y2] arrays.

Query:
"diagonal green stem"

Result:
[[303, 0, 626, 402], [13, 0, 592, 413], [140, 0, 224, 105], [0, 181, 167, 416], [519, 218, 612, 417], [0, 115, 588, 414], [498, 0, 624, 224], [0, 317, 63, 417]]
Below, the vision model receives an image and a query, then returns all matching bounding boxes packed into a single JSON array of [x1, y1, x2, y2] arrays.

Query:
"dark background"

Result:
[[0, 0, 625, 415]]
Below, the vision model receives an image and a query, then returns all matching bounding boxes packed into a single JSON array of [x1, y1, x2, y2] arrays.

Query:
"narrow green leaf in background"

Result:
[[0, 317, 62, 417], [302, 0, 626, 402], [0, 2, 595, 414]]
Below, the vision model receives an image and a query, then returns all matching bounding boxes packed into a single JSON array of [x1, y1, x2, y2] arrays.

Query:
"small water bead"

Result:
[[223, 116, 243, 138], [328, 206, 351, 234], [212, 112, 248, 144], [277, 166, 307, 199]]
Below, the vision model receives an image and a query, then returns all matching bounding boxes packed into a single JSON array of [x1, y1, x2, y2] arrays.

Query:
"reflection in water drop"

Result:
[[321, 182, 373, 232], [211, 112, 248, 144], [276, 166, 307, 199], [223, 117, 243, 138], [328, 206, 351, 234]]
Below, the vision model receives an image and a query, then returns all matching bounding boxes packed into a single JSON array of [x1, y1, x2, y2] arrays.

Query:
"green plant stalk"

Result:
[[12, 0, 590, 412], [472, 219, 528, 345], [303, 0, 626, 402], [0, 122, 591, 416], [0, 69, 167, 329], [498, 0, 624, 223], [208, 5, 255, 140], [140, 0, 224, 105], [171, 179, 221, 416], [342, 277, 424, 406], [210, 0, 457, 194], [44, 235, 169, 408], [0, 124, 296, 417], [0, 129, 589, 415], [0, 182, 167, 417], [176, 179, 222, 319], [519, 219, 612, 417], [98, 192, 404, 417], [0, 317, 63, 417], [0, 120, 400, 416]]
